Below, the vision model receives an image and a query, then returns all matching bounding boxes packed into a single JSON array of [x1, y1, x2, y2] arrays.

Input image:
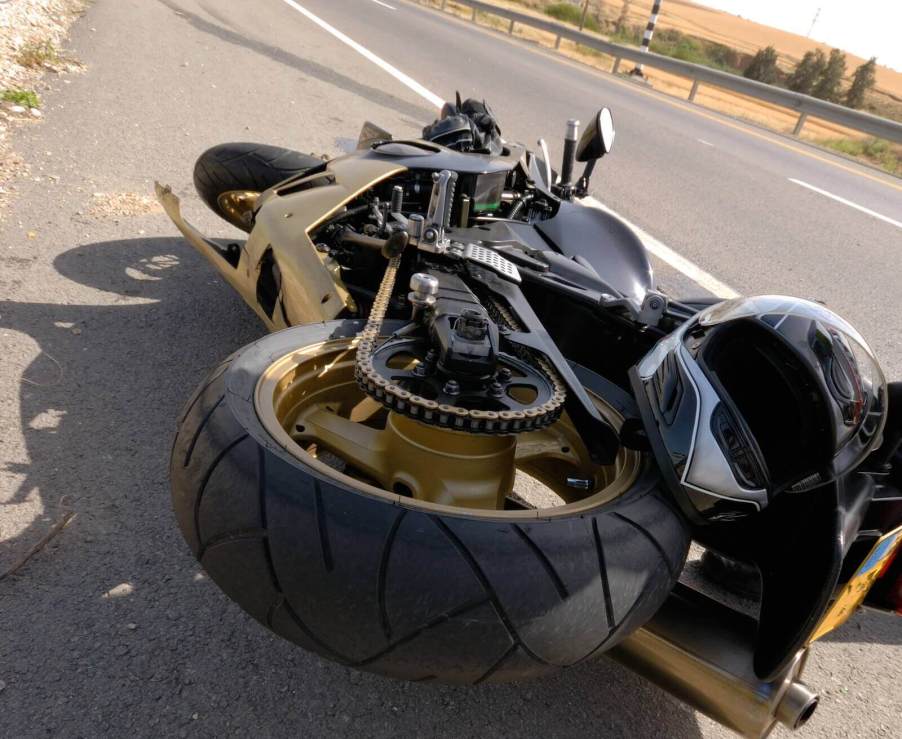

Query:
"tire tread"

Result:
[[193, 143, 323, 230], [170, 324, 690, 683]]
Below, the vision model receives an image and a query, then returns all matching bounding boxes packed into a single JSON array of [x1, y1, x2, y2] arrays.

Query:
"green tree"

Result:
[[743, 45, 780, 84], [845, 57, 877, 109], [812, 48, 847, 102], [787, 49, 827, 95]]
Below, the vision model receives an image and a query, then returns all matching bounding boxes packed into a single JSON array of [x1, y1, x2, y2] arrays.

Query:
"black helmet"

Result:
[[422, 113, 474, 151], [631, 296, 887, 524], [422, 94, 502, 154]]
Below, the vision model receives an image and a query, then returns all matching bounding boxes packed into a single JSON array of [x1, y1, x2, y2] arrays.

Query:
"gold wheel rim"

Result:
[[217, 190, 260, 227], [255, 337, 641, 518]]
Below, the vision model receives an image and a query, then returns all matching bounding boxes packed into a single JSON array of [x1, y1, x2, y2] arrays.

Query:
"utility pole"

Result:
[[806, 7, 821, 38], [631, 0, 663, 78], [579, 0, 590, 32]]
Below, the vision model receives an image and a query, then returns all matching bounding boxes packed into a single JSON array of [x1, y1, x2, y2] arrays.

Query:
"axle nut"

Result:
[[454, 309, 489, 340]]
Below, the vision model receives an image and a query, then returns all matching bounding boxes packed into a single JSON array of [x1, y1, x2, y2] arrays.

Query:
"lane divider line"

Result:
[[404, 0, 902, 195], [370, 0, 397, 9], [789, 178, 902, 231], [277, 0, 736, 299], [584, 197, 738, 298], [278, 0, 442, 107]]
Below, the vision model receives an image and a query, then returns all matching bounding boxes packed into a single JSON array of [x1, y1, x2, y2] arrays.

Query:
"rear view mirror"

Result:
[[576, 107, 615, 162]]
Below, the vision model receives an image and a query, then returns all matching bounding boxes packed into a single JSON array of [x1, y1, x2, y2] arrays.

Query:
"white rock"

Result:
[[9, 105, 26, 114], [30, 108, 43, 118]]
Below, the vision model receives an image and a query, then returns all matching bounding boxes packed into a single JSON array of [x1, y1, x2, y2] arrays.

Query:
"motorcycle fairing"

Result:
[[159, 138, 659, 335], [156, 155, 405, 330]]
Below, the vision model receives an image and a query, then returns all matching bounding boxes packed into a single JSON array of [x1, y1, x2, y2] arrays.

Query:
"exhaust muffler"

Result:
[[610, 584, 819, 737]]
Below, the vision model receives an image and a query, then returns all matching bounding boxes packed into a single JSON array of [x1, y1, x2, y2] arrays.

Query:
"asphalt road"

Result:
[[297, 0, 902, 373], [0, 0, 899, 737]]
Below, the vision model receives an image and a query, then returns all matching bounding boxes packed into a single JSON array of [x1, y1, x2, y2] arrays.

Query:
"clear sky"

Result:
[[693, 1, 901, 72]]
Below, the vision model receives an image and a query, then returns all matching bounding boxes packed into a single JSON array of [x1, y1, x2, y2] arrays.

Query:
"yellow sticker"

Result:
[[811, 525, 902, 642]]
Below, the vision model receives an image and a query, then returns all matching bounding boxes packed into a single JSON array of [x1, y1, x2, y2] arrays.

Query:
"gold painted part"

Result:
[[156, 156, 404, 331], [155, 181, 271, 322], [216, 190, 260, 229], [250, 157, 404, 328], [256, 337, 640, 515], [384, 414, 516, 509], [295, 409, 517, 510], [809, 523, 902, 642]]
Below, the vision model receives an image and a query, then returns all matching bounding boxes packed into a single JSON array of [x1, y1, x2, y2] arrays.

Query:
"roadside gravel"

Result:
[[0, 0, 86, 212]]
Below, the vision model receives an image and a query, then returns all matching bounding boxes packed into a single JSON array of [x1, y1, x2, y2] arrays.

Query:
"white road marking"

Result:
[[280, 0, 737, 299], [278, 0, 443, 108], [789, 178, 902, 231], [584, 197, 738, 298], [697, 138, 713, 147], [370, 0, 396, 9]]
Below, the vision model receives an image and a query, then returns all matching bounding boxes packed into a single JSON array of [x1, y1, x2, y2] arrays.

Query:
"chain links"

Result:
[[354, 260, 567, 434]]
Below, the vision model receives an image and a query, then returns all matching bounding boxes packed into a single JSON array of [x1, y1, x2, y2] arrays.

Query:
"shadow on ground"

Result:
[[159, 0, 436, 124], [2, 236, 899, 737], [820, 609, 902, 646], [0, 236, 705, 736], [4, 232, 901, 737]]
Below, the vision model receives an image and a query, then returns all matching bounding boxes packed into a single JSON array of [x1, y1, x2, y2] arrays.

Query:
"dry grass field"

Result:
[[624, 1, 899, 89], [508, 0, 902, 97]]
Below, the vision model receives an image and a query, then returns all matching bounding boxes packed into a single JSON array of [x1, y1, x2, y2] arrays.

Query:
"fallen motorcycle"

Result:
[[156, 98, 901, 737]]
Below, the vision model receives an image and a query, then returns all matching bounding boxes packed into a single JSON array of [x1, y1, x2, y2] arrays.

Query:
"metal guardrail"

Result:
[[415, 0, 902, 144]]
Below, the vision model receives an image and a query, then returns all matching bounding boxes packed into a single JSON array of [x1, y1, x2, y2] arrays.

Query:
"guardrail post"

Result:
[[578, 0, 590, 31], [688, 79, 700, 102], [632, 0, 663, 77], [413, 0, 902, 144]]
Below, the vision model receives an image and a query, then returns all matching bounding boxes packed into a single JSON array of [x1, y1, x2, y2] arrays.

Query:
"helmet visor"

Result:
[[698, 296, 886, 485]]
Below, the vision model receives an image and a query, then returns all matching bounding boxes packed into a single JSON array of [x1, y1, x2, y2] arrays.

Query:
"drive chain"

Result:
[[354, 259, 566, 434]]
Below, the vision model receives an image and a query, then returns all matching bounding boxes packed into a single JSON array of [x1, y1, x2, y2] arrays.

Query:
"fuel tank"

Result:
[[358, 139, 524, 175], [536, 199, 655, 308]]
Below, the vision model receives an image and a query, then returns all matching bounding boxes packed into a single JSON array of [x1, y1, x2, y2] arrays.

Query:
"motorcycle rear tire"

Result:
[[193, 142, 323, 231], [170, 320, 689, 683]]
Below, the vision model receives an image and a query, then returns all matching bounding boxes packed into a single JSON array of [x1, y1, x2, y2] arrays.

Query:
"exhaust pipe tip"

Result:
[[776, 682, 819, 730]]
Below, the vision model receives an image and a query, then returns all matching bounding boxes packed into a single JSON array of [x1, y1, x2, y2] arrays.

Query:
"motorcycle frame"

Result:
[[156, 142, 902, 738]]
